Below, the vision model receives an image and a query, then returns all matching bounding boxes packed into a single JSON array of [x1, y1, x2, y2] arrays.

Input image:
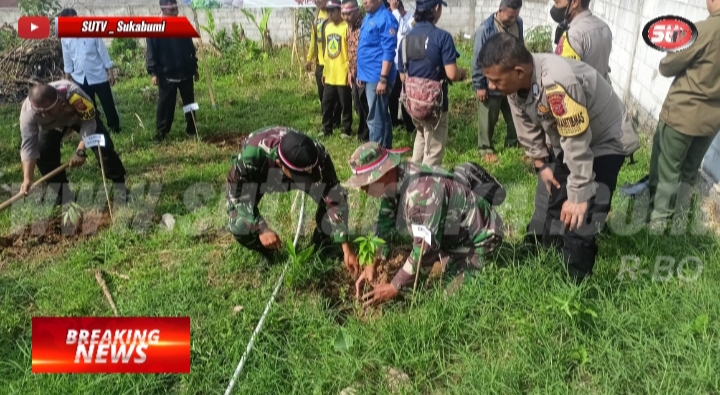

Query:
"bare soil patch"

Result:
[[205, 132, 248, 151], [316, 245, 444, 324], [0, 211, 112, 263]]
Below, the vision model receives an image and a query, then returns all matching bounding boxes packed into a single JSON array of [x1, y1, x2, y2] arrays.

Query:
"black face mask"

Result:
[[550, 5, 568, 23], [550, 5, 570, 44]]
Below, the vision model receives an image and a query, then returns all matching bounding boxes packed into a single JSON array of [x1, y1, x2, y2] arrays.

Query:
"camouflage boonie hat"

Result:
[[344, 142, 410, 188]]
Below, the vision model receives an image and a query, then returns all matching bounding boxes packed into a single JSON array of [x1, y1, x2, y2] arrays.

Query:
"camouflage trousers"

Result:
[[439, 234, 502, 276], [408, 231, 503, 282]]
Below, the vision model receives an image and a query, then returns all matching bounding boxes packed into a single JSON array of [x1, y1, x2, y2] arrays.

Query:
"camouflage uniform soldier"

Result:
[[225, 126, 359, 276], [344, 142, 503, 307]]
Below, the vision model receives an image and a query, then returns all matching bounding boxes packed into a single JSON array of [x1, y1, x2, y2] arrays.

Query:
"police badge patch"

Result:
[[68, 93, 96, 121], [327, 33, 342, 59], [546, 92, 566, 116], [545, 85, 590, 137]]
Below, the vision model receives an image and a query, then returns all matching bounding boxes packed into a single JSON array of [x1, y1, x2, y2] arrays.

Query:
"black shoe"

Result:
[[568, 268, 590, 285], [113, 182, 129, 206]]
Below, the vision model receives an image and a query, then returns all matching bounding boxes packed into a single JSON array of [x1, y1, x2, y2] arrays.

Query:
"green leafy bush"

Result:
[[108, 38, 145, 78], [19, 0, 60, 17], [525, 25, 553, 53]]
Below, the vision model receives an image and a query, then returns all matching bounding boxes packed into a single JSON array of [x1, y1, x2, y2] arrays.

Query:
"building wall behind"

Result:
[[2, 0, 718, 182]]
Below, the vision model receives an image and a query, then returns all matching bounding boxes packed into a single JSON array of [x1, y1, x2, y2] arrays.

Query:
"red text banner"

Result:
[[56, 17, 200, 38], [32, 317, 190, 374]]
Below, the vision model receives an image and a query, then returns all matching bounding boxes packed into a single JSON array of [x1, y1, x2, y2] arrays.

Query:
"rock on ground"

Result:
[[386, 367, 411, 393]]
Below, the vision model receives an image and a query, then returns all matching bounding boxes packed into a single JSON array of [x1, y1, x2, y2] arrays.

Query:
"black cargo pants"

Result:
[[37, 117, 127, 205], [535, 152, 625, 280]]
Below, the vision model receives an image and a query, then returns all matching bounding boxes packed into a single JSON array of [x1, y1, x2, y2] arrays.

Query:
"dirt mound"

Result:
[[205, 132, 247, 151], [0, 211, 112, 263], [0, 32, 64, 104], [317, 245, 443, 323]]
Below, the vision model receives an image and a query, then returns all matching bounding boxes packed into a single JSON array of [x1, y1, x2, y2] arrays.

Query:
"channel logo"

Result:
[[18, 16, 50, 39]]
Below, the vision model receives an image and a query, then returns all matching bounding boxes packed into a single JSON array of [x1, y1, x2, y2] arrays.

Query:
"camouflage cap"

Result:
[[344, 142, 410, 188]]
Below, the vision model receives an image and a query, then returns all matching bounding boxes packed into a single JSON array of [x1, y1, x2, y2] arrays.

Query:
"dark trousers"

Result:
[[322, 84, 353, 135], [156, 77, 197, 137], [75, 78, 120, 132], [315, 65, 341, 127], [526, 163, 554, 242], [535, 153, 625, 280], [389, 70, 414, 132], [38, 118, 127, 205], [352, 78, 369, 142]]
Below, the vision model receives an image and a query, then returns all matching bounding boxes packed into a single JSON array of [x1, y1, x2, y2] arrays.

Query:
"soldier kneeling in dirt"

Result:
[[225, 126, 359, 277], [18, 80, 127, 206], [344, 142, 505, 307]]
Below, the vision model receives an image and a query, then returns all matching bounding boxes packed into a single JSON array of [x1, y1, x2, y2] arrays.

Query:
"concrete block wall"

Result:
[[588, 0, 709, 133]]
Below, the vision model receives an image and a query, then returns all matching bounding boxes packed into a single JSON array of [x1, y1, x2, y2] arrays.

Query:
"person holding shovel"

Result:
[[18, 80, 127, 206], [345, 142, 504, 307], [225, 126, 359, 277]]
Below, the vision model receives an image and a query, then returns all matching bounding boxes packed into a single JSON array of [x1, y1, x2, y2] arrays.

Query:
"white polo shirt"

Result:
[[392, 9, 414, 68], [61, 38, 114, 85]]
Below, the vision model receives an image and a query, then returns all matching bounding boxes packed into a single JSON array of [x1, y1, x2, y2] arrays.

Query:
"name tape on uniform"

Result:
[[83, 134, 106, 148], [411, 224, 432, 245], [545, 85, 590, 137], [183, 103, 199, 113]]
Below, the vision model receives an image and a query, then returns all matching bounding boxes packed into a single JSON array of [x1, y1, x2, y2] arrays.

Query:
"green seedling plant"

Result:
[[550, 287, 598, 323], [354, 233, 385, 267], [284, 240, 315, 288], [62, 202, 83, 229], [354, 234, 385, 299]]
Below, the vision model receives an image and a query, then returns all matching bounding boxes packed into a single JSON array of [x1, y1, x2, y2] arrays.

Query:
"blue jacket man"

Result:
[[357, 0, 399, 149], [471, 0, 524, 163]]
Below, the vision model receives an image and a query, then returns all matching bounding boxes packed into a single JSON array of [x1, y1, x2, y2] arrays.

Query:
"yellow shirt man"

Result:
[[307, 9, 329, 66], [322, 20, 349, 86]]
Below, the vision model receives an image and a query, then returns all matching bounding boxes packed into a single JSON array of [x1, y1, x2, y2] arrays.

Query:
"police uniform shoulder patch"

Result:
[[545, 84, 589, 137], [68, 93, 96, 121], [555, 31, 581, 61]]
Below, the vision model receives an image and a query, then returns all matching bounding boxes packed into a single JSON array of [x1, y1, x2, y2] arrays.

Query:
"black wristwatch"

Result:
[[379, 75, 388, 84], [75, 149, 87, 158]]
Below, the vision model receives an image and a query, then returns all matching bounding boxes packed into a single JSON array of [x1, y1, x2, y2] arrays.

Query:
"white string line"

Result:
[[224, 191, 306, 395]]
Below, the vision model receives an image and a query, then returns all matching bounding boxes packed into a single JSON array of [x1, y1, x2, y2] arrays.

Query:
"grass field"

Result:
[[1, 40, 720, 395]]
